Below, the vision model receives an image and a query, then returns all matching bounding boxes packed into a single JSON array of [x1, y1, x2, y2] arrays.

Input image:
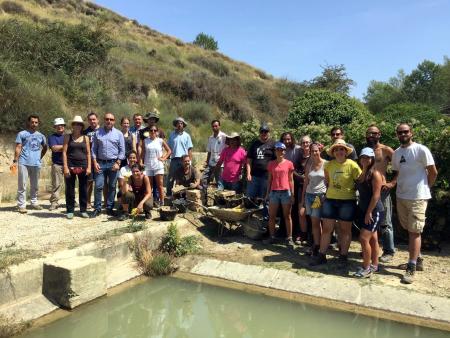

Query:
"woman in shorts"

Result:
[[263, 142, 295, 246], [300, 142, 326, 257], [354, 148, 384, 278], [141, 126, 171, 206], [311, 139, 362, 266]]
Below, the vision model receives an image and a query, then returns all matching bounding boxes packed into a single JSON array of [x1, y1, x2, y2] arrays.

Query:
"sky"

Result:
[[94, 0, 450, 99]]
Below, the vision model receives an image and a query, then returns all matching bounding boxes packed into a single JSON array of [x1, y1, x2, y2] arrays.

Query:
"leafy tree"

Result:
[[284, 89, 370, 128], [364, 80, 403, 113], [308, 64, 355, 95], [192, 32, 218, 51], [402, 60, 443, 104]]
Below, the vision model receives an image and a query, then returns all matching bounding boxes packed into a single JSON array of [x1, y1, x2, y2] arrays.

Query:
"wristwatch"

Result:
[[13, 160, 17, 163]]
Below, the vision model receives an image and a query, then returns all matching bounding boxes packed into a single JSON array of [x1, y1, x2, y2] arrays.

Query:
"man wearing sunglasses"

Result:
[[391, 123, 437, 284], [91, 113, 125, 217], [365, 125, 396, 263], [327, 126, 357, 160]]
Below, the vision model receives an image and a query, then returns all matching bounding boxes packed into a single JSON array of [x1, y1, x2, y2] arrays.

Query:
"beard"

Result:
[[366, 138, 377, 147], [399, 137, 411, 145]]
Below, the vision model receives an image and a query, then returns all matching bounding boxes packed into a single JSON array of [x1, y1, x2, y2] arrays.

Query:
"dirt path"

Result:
[[1, 202, 449, 299]]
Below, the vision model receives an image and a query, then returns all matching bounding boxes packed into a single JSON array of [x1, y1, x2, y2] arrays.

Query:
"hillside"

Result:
[[0, 0, 306, 147]]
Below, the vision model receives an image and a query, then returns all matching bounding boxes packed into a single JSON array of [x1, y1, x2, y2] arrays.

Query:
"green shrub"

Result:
[[0, 1, 27, 14], [285, 89, 370, 128], [160, 223, 200, 257], [188, 55, 229, 77], [146, 252, 174, 277], [181, 101, 214, 125], [192, 32, 218, 51]]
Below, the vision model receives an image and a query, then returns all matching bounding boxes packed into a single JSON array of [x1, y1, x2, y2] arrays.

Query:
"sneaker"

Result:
[[29, 204, 43, 210], [286, 238, 295, 248], [262, 236, 276, 245], [309, 253, 327, 266], [145, 212, 152, 220], [66, 213, 74, 219], [354, 267, 372, 278], [18, 207, 27, 214], [379, 253, 394, 263], [80, 212, 89, 218], [91, 209, 101, 218], [370, 264, 379, 273], [49, 203, 59, 211], [398, 257, 424, 271], [118, 213, 128, 221], [401, 263, 416, 284]]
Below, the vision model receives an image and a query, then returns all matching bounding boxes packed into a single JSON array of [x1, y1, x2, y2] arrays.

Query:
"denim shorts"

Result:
[[269, 190, 292, 205], [305, 192, 324, 218], [321, 198, 357, 222]]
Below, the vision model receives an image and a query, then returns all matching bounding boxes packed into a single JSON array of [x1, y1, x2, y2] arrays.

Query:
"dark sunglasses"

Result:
[[397, 130, 410, 135], [149, 129, 157, 132], [105, 118, 115, 121], [331, 132, 342, 136]]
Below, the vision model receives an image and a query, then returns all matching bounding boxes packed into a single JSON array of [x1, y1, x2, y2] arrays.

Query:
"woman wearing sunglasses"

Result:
[[141, 126, 171, 206]]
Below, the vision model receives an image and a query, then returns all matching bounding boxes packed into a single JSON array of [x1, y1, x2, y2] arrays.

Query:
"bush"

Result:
[[181, 101, 214, 125], [0, 1, 27, 14], [188, 55, 229, 77], [192, 32, 218, 51], [160, 223, 200, 257], [285, 89, 370, 128]]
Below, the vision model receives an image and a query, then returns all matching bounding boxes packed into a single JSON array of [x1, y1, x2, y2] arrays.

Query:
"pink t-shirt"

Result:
[[219, 147, 247, 182], [267, 159, 294, 191]]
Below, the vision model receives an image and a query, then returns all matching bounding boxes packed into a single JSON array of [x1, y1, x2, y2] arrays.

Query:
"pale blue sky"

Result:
[[95, 0, 450, 99]]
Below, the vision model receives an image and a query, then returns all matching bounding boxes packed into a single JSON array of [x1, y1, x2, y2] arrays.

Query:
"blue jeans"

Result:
[[246, 175, 268, 199], [381, 193, 395, 254], [94, 162, 119, 211]]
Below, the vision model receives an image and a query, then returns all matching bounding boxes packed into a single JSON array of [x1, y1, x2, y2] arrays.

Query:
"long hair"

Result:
[[362, 157, 376, 183]]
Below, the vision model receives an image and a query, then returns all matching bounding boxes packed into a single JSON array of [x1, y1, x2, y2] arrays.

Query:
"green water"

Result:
[[21, 277, 447, 338]]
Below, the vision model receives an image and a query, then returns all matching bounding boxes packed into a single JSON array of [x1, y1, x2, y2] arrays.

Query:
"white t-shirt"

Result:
[[206, 131, 227, 166], [392, 142, 435, 200], [118, 165, 132, 180], [144, 137, 164, 170]]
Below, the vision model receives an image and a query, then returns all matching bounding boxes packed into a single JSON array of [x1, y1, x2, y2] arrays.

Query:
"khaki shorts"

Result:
[[396, 198, 428, 234]]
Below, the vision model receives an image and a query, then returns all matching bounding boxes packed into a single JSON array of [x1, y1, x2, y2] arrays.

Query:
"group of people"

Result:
[[11, 112, 437, 284]]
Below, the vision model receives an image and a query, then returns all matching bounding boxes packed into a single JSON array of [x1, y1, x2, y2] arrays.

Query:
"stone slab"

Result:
[[43, 256, 107, 309]]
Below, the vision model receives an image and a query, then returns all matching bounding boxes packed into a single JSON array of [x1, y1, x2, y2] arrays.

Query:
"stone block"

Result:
[[186, 189, 202, 201], [43, 256, 107, 309]]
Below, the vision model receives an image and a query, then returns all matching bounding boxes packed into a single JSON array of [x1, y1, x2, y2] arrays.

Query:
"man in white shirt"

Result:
[[390, 123, 437, 284], [201, 120, 227, 189]]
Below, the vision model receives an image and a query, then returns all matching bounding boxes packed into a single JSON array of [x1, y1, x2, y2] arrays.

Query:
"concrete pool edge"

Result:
[[175, 258, 450, 332]]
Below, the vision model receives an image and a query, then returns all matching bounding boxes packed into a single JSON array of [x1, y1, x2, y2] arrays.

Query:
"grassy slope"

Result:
[[0, 0, 301, 148]]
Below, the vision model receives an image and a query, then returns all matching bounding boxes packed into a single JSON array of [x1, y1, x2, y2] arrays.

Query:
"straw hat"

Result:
[[69, 115, 86, 126], [326, 139, 353, 157], [173, 117, 187, 127], [226, 132, 240, 140]]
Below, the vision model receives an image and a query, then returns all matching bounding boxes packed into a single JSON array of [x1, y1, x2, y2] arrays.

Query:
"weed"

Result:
[[134, 236, 175, 276], [0, 1, 27, 15], [0, 248, 39, 272], [160, 223, 200, 257], [0, 314, 30, 338]]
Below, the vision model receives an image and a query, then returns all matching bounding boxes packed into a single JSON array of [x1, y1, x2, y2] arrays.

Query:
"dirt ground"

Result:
[[0, 200, 449, 299]]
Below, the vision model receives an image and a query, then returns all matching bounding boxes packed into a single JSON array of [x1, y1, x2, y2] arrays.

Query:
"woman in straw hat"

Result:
[[62, 116, 91, 219], [310, 139, 361, 266], [215, 132, 246, 193]]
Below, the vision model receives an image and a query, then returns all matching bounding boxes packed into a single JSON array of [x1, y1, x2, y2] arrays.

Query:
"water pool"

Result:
[[20, 277, 448, 338]]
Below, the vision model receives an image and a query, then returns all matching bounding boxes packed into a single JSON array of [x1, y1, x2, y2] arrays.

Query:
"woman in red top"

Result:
[[264, 142, 295, 246]]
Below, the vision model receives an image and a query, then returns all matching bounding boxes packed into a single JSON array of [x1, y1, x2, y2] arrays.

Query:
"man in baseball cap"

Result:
[[48, 117, 66, 210]]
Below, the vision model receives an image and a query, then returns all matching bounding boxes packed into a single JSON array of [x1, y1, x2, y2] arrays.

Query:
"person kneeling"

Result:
[[119, 164, 153, 221]]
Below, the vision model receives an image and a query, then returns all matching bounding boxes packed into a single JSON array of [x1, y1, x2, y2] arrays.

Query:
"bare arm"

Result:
[[188, 148, 193, 161], [85, 136, 91, 175], [13, 143, 22, 163], [383, 171, 398, 190], [160, 140, 172, 161], [138, 176, 153, 208], [365, 171, 383, 224], [132, 135, 137, 153], [265, 172, 272, 200], [62, 135, 70, 177], [246, 158, 252, 181], [427, 165, 438, 187], [41, 144, 48, 159], [51, 144, 63, 152], [138, 139, 144, 165], [300, 169, 309, 207]]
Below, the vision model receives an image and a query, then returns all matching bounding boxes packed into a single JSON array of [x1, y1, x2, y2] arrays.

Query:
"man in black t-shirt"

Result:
[[246, 124, 275, 200], [83, 112, 100, 209]]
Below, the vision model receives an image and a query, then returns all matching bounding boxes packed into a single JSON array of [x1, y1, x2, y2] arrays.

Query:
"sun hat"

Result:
[[274, 141, 286, 150], [360, 147, 375, 158], [326, 139, 353, 157], [259, 123, 270, 132], [143, 109, 160, 122], [226, 132, 240, 139], [69, 115, 86, 126], [53, 117, 66, 126], [173, 117, 187, 127]]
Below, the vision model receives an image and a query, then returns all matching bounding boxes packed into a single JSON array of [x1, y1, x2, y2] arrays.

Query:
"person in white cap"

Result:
[[48, 117, 66, 210], [10, 114, 47, 213]]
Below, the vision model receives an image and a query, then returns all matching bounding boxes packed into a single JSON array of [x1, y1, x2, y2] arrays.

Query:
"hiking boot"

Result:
[[309, 253, 327, 266], [66, 213, 74, 219], [379, 253, 394, 263], [262, 236, 276, 245], [145, 212, 152, 220], [29, 204, 43, 210], [80, 212, 89, 219], [401, 263, 416, 284], [398, 257, 424, 271], [90, 209, 101, 218], [49, 203, 59, 211], [18, 207, 27, 214], [106, 208, 117, 217], [354, 267, 372, 278]]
